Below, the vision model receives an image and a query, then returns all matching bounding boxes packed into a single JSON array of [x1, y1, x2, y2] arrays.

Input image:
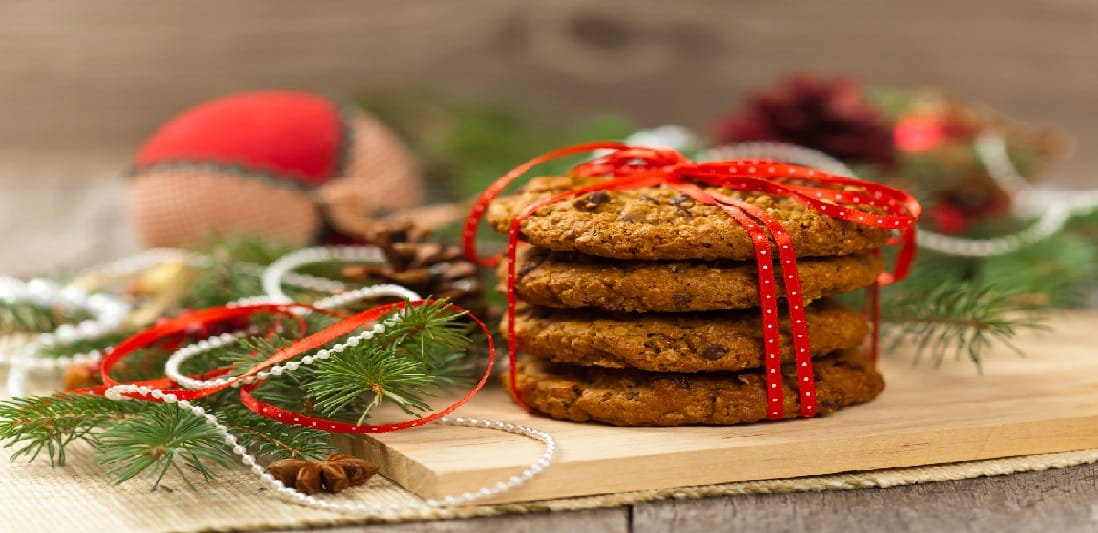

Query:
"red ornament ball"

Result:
[[128, 90, 423, 247]]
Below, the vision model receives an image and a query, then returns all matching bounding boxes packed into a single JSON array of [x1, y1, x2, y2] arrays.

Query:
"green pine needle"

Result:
[[0, 300, 92, 335], [215, 405, 334, 462], [306, 300, 475, 424], [94, 404, 230, 490], [0, 394, 151, 466], [309, 352, 437, 422], [35, 332, 129, 360], [882, 283, 1048, 372]]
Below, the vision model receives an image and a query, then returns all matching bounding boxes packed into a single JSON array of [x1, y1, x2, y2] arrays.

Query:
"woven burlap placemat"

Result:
[[2, 439, 1096, 532], [3, 336, 1096, 532]]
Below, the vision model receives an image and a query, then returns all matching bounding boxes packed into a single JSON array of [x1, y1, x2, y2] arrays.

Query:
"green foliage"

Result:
[[214, 405, 334, 462], [306, 301, 475, 424], [881, 282, 1047, 372], [976, 232, 1097, 307], [180, 234, 344, 309], [36, 332, 129, 360], [94, 404, 229, 490], [0, 301, 67, 334], [0, 394, 151, 466]]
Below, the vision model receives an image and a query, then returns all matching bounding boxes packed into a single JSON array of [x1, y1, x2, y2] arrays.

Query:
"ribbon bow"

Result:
[[464, 142, 921, 419]]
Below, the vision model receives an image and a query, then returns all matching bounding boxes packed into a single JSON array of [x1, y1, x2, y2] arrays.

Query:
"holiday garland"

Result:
[[0, 237, 494, 489]]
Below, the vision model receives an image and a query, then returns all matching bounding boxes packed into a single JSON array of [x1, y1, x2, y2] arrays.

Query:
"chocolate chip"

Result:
[[573, 191, 612, 211], [625, 391, 640, 400], [644, 333, 674, 351], [517, 251, 549, 277], [672, 293, 692, 310], [670, 194, 690, 206], [588, 191, 610, 204], [700, 344, 727, 361], [670, 194, 694, 217], [673, 376, 691, 389]]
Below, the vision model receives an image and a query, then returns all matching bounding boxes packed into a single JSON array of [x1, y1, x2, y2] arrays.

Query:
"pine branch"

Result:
[[180, 235, 348, 308], [0, 301, 57, 334], [976, 232, 1097, 307], [0, 300, 95, 335], [94, 404, 230, 490], [216, 405, 334, 462], [35, 332, 130, 360], [882, 283, 1048, 372], [0, 394, 151, 466], [309, 351, 437, 422], [306, 301, 475, 423]]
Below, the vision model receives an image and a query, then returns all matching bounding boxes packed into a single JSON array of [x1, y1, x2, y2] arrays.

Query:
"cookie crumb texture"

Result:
[[508, 299, 868, 373], [512, 350, 884, 426], [504, 247, 883, 312], [487, 176, 891, 261]]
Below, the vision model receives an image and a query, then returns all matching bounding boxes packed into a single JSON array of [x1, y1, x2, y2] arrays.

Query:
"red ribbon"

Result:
[[84, 301, 495, 433], [463, 142, 920, 419]]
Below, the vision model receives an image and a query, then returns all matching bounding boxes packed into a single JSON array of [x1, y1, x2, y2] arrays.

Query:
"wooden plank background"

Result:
[[0, 0, 1095, 276], [0, 0, 1096, 183]]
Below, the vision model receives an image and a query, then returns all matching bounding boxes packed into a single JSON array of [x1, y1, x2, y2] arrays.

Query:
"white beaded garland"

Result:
[[103, 383, 555, 513], [5, 245, 558, 510], [261, 246, 392, 305], [2, 275, 132, 397]]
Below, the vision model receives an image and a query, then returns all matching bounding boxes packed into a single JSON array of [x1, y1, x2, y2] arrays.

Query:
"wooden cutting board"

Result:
[[356, 312, 1098, 504]]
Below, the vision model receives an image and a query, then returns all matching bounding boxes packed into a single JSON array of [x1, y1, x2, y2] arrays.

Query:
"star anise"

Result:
[[268, 454, 380, 495]]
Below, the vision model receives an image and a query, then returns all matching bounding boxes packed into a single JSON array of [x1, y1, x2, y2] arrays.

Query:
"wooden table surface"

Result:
[[297, 461, 1098, 532]]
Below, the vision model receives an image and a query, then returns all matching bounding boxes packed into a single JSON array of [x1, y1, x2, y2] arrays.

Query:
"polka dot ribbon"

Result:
[[78, 301, 496, 433], [463, 142, 921, 419]]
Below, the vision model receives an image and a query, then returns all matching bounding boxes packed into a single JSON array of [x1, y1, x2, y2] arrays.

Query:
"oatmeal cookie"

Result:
[[510, 349, 884, 426], [486, 176, 891, 261]]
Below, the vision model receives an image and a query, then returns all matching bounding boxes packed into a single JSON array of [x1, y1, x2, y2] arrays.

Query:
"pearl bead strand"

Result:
[[103, 383, 556, 512], [2, 276, 131, 397]]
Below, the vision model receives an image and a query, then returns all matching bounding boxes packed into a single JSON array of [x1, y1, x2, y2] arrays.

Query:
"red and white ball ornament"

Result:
[[128, 90, 424, 247]]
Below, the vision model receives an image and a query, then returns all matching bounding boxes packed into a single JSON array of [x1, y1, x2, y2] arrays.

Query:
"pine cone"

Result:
[[268, 454, 380, 495], [343, 222, 482, 306], [716, 74, 896, 168]]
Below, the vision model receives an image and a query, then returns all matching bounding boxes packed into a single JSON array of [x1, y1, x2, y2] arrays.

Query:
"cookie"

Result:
[[486, 176, 891, 261], [502, 246, 882, 312], [510, 349, 883, 426], [507, 299, 867, 373]]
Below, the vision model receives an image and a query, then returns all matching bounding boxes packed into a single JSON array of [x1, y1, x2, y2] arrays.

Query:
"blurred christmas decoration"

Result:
[[128, 90, 424, 248], [714, 74, 1073, 235], [706, 73, 1097, 366], [715, 75, 896, 169], [873, 88, 1072, 235]]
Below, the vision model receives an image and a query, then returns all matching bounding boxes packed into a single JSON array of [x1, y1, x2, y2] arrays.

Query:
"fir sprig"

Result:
[[882, 283, 1048, 371], [306, 301, 475, 423], [215, 405, 334, 462], [94, 404, 229, 490], [35, 332, 130, 360], [0, 394, 151, 466], [0, 301, 60, 334]]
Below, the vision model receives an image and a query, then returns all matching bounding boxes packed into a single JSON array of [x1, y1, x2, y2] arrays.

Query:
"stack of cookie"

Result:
[[487, 176, 889, 426]]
